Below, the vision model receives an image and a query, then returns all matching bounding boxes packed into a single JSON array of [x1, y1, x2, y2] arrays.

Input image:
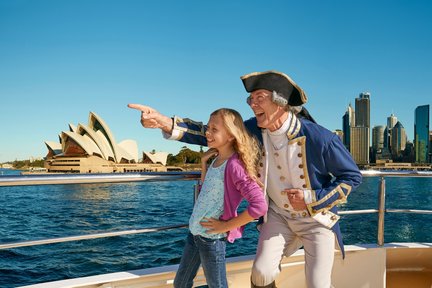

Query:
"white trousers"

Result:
[[251, 208, 335, 288]]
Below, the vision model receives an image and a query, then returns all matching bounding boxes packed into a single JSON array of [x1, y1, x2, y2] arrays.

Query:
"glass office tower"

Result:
[[414, 105, 430, 163], [342, 103, 355, 151], [353, 92, 370, 164]]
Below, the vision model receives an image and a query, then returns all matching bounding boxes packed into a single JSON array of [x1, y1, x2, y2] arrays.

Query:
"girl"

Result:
[[174, 108, 268, 288]]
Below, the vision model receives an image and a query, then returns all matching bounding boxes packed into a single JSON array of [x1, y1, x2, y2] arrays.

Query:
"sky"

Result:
[[0, 0, 431, 163]]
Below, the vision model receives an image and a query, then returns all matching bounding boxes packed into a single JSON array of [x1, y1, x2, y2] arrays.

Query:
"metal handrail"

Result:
[[386, 209, 432, 214], [0, 224, 188, 250], [1, 170, 432, 250]]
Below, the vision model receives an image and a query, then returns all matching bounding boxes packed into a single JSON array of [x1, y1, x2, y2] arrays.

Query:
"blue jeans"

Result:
[[174, 232, 227, 288]]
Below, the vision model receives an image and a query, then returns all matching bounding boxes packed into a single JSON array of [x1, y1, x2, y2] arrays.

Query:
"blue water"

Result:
[[0, 168, 431, 287]]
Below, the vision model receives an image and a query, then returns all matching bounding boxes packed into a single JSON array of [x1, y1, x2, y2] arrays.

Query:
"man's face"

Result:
[[246, 89, 286, 130]]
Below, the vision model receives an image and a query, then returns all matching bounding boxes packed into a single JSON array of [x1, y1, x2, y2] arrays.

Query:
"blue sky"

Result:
[[0, 0, 431, 163]]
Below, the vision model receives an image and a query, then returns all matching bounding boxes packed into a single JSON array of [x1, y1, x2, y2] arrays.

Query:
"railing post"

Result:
[[377, 176, 386, 246]]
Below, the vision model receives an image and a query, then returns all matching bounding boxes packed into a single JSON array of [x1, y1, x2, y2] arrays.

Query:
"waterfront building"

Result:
[[1, 163, 14, 169], [44, 112, 167, 173], [351, 92, 371, 165], [385, 113, 398, 152], [376, 147, 392, 162], [355, 92, 370, 129], [391, 121, 407, 160], [402, 142, 415, 163], [430, 131, 432, 163], [387, 114, 398, 130], [372, 125, 385, 151], [334, 129, 344, 141], [350, 126, 370, 165], [342, 103, 355, 151], [383, 126, 389, 150], [380, 127, 392, 162], [372, 125, 385, 163], [142, 151, 169, 165], [414, 105, 430, 163]]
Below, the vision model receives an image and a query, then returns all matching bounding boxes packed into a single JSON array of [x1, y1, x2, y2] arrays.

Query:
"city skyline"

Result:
[[1, 99, 429, 164], [342, 89, 431, 164], [343, 92, 430, 144], [1, 1, 431, 163]]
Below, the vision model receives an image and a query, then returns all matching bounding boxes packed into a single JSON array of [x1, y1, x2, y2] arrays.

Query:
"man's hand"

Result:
[[127, 104, 174, 133], [284, 188, 307, 211]]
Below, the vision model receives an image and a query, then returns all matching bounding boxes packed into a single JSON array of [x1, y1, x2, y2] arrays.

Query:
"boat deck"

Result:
[[21, 243, 432, 288]]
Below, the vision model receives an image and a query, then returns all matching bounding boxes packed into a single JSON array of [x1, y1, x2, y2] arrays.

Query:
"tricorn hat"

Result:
[[241, 70, 307, 106]]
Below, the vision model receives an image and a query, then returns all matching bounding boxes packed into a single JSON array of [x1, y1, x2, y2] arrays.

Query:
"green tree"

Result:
[[166, 146, 202, 166]]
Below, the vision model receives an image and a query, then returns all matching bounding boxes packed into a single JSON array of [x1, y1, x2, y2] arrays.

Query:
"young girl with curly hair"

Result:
[[174, 108, 267, 288]]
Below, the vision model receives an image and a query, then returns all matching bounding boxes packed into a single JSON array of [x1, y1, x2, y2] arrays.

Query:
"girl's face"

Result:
[[205, 113, 233, 151]]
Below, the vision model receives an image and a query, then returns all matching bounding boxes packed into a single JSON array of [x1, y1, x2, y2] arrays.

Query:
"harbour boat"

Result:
[[1, 171, 431, 288]]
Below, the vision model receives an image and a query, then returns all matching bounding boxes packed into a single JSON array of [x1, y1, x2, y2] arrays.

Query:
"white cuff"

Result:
[[162, 128, 182, 140], [303, 189, 313, 204]]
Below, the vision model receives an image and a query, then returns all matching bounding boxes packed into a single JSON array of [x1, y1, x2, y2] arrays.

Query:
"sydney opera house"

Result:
[[44, 112, 168, 173]]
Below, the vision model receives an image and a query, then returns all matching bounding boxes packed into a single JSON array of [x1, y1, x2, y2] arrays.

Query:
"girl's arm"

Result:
[[200, 160, 207, 184], [200, 148, 218, 183], [201, 211, 254, 234]]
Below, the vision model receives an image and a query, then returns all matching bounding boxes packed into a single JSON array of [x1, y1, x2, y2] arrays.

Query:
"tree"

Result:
[[166, 147, 201, 165]]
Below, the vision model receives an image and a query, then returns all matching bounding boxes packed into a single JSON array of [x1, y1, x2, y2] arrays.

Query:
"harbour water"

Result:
[[0, 168, 431, 287]]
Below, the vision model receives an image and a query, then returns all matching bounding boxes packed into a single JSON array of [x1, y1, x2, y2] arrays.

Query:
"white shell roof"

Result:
[[143, 151, 169, 166], [46, 111, 139, 163]]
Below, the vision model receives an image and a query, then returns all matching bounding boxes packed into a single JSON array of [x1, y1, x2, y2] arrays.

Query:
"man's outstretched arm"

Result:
[[127, 103, 208, 146], [127, 103, 174, 134]]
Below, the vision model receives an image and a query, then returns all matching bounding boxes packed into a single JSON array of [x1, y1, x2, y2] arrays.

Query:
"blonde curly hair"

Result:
[[211, 108, 262, 187]]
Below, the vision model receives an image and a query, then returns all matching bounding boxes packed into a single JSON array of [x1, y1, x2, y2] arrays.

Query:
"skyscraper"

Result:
[[387, 113, 398, 130], [372, 125, 385, 151], [371, 125, 385, 163], [351, 92, 371, 165], [355, 92, 370, 128], [429, 131, 432, 163], [414, 105, 430, 163], [350, 126, 370, 165], [391, 121, 407, 160], [386, 113, 398, 153], [342, 103, 355, 151]]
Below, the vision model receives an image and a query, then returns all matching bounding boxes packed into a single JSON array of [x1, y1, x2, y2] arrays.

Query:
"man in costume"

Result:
[[128, 70, 362, 288]]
